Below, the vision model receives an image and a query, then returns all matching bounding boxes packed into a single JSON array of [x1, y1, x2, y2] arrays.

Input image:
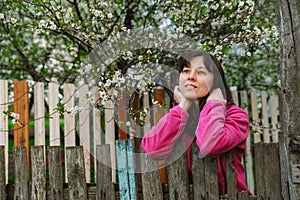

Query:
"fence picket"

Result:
[[116, 140, 137, 200], [141, 153, 163, 200], [63, 83, 76, 182], [79, 84, 91, 183], [153, 89, 167, 184], [34, 82, 45, 146], [261, 91, 270, 143], [0, 80, 284, 199], [240, 90, 255, 194], [96, 144, 116, 200], [192, 143, 207, 200], [31, 146, 46, 200], [0, 80, 8, 183], [126, 139, 137, 198], [232, 90, 239, 105], [14, 81, 30, 169], [226, 151, 237, 200], [49, 82, 60, 146], [66, 146, 88, 200], [167, 143, 190, 200], [254, 143, 282, 199], [0, 146, 6, 199], [250, 91, 261, 143], [48, 146, 64, 200], [63, 83, 76, 147], [270, 91, 279, 142], [14, 146, 29, 200], [204, 155, 219, 199], [105, 94, 117, 183]]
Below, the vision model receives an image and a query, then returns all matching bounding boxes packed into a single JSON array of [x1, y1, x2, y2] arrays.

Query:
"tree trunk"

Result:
[[277, 0, 300, 199]]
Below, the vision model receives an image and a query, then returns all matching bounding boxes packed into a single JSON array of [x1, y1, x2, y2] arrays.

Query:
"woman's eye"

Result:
[[182, 69, 190, 73], [198, 71, 206, 75]]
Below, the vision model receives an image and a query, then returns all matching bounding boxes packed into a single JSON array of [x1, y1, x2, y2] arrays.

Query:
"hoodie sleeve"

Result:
[[141, 105, 190, 159], [195, 100, 250, 157]]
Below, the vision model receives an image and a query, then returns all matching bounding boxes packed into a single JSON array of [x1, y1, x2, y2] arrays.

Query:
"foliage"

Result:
[[0, 0, 280, 93]]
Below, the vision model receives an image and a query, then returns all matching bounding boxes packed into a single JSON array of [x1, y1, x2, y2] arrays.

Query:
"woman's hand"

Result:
[[207, 88, 227, 104], [174, 86, 192, 111]]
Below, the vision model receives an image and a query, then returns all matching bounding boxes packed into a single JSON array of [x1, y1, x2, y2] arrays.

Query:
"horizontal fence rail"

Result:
[[0, 80, 285, 199]]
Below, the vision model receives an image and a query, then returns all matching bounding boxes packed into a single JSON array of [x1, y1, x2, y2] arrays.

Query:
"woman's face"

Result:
[[178, 56, 214, 99]]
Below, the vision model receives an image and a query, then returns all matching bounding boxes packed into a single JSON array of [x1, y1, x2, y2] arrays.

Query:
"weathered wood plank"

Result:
[[127, 140, 137, 199], [204, 156, 219, 199], [141, 153, 163, 200], [48, 146, 64, 200], [250, 91, 261, 143], [261, 91, 270, 143], [240, 90, 255, 194], [14, 81, 30, 169], [116, 140, 131, 200], [64, 83, 76, 182], [264, 143, 282, 199], [105, 93, 116, 182], [0, 80, 8, 184], [167, 143, 190, 200], [226, 151, 237, 200], [93, 86, 102, 180], [118, 94, 128, 139], [191, 143, 206, 200], [232, 90, 238, 105], [63, 83, 76, 147], [270, 91, 279, 142], [66, 146, 88, 200], [253, 143, 265, 199], [96, 144, 115, 200], [255, 143, 282, 199], [237, 191, 250, 200], [34, 82, 45, 146], [49, 82, 60, 146], [153, 89, 167, 184], [79, 84, 91, 183], [31, 146, 46, 200], [14, 146, 29, 200], [0, 146, 6, 199]]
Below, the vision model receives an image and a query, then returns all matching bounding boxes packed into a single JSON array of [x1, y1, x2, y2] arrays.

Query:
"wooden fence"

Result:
[[0, 80, 287, 199]]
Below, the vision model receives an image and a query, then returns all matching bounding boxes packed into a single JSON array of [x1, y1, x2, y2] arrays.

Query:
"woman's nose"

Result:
[[188, 69, 197, 80]]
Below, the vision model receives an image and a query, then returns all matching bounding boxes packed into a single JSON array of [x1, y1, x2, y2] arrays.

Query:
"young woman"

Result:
[[141, 50, 251, 195]]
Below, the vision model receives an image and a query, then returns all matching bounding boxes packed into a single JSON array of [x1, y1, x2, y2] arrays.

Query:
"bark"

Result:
[[277, 0, 300, 199]]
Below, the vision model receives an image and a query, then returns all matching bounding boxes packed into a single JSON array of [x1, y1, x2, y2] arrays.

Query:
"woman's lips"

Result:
[[185, 84, 197, 88]]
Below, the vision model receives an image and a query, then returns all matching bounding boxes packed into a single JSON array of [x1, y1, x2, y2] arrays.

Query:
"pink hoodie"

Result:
[[142, 100, 251, 195]]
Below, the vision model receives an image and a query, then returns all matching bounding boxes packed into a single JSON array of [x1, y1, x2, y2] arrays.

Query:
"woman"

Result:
[[141, 50, 251, 195]]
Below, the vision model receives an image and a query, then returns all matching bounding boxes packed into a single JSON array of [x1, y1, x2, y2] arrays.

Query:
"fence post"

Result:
[[96, 144, 116, 200], [0, 146, 6, 199], [254, 143, 282, 199], [14, 146, 29, 200], [192, 143, 219, 199], [226, 150, 237, 200], [141, 153, 163, 200], [66, 146, 88, 200], [191, 143, 206, 199], [167, 143, 190, 200], [116, 139, 137, 200], [48, 146, 64, 200], [31, 146, 46, 200]]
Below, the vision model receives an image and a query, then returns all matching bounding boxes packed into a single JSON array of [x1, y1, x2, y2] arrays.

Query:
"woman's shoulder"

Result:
[[226, 103, 249, 119]]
